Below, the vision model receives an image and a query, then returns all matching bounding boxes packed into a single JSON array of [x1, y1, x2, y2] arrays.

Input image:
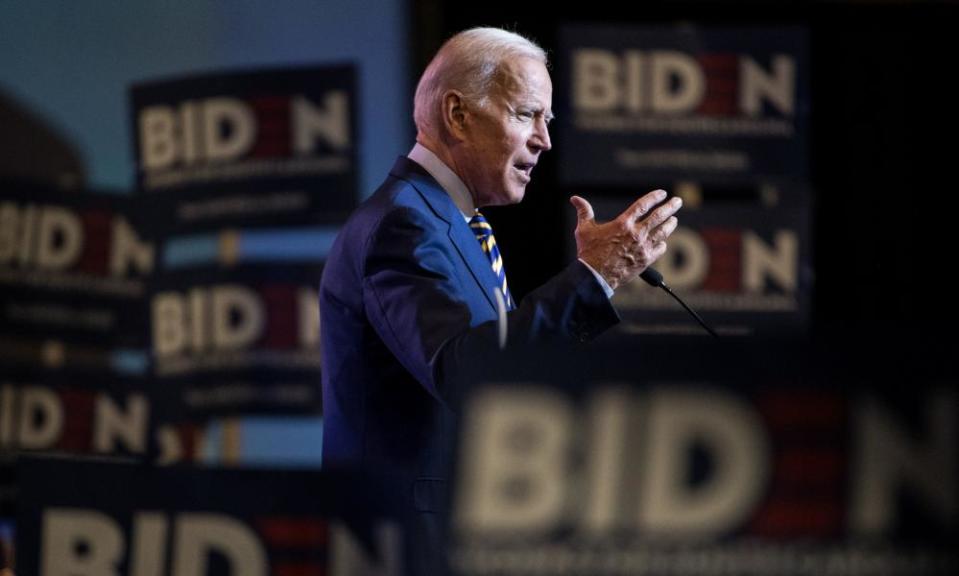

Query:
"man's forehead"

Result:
[[494, 58, 552, 100]]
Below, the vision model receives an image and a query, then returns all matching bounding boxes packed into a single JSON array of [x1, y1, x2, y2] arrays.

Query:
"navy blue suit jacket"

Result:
[[320, 156, 618, 511]]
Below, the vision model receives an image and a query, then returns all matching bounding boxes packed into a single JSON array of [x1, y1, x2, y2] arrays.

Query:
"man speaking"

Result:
[[320, 25, 681, 525]]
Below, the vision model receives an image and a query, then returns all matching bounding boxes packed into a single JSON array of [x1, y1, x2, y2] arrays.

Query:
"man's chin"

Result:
[[506, 184, 528, 204], [481, 187, 526, 207]]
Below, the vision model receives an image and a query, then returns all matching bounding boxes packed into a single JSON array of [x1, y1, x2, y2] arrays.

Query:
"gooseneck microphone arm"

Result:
[[639, 268, 720, 339]]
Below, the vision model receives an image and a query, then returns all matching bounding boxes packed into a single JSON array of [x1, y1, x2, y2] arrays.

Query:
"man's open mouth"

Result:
[[514, 162, 535, 176]]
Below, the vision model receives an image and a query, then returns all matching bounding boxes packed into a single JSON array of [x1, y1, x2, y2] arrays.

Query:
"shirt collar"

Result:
[[408, 143, 475, 220]]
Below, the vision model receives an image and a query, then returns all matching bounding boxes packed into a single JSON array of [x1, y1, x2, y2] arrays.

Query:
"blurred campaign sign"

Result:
[[0, 374, 153, 463], [149, 264, 322, 420], [0, 180, 159, 528], [128, 67, 349, 422], [583, 189, 812, 337], [449, 339, 958, 576], [0, 368, 158, 540], [130, 65, 359, 223], [557, 25, 810, 186], [0, 181, 153, 352], [16, 457, 411, 575]]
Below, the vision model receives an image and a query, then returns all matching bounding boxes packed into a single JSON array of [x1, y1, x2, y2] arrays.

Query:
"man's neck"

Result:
[[408, 141, 476, 219]]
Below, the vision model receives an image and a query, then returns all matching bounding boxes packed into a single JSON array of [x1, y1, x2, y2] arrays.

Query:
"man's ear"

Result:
[[442, 90, 469, 142]]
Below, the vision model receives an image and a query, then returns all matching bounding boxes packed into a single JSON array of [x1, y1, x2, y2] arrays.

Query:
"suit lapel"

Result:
[[389, 157, 499, 313]]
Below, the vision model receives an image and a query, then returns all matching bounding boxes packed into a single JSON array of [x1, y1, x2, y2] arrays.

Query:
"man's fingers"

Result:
[[638, 196, 682, 232], [651, 241, 668, 262], [650, 216, 679, 244], [623, 189, 668, 222], [569, 195, 595, 224]]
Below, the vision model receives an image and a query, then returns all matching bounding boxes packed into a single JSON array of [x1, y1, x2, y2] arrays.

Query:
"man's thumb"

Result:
[[569, 195, 595, 223]]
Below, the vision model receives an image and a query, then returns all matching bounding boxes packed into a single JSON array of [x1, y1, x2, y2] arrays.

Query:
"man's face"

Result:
[[457, 57, 553, 207]]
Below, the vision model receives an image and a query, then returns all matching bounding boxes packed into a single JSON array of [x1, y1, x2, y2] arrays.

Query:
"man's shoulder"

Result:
[[347, 159, 455, 232], [329, 166, 447, 262], [349, 172, 435, 231]]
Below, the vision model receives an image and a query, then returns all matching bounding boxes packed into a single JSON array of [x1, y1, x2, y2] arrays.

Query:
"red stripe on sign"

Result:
[[57, 389, 96, 452], [697, 54, 739, 116], [78, 210, 111, 275], [251, 96, 290, 159], [700, 228, 741, 292], [262, 284, 297, 349], [258, 517, 328, 548], [777, 449, 843, 483], [749, 389, 847, 538]]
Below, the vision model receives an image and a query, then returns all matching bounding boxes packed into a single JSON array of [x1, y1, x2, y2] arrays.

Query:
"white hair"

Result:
[[413, 27, 547, 139]]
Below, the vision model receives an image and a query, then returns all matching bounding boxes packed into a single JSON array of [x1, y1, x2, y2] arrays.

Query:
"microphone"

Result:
[[639, 267, 665, 288], [639, 267, 720, 339]]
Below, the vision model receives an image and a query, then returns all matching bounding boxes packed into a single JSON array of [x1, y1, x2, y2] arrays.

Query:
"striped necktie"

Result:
[[469, 210, 514, 310]]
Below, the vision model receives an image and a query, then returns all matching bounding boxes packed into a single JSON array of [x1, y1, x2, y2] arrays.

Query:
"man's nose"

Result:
[[529, 117, 552, 152]]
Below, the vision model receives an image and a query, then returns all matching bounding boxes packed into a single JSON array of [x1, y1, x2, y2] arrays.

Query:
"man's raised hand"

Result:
[[569, 189, 681, 291]]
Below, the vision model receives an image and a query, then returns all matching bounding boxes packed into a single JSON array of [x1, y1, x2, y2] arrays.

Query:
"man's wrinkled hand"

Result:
[[570, 189, 681, 291]]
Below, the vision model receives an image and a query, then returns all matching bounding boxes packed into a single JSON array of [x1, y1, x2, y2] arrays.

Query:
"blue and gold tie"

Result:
[[469, 210, 514, 310]]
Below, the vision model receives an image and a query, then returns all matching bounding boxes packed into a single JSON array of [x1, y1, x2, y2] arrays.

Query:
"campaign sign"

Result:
[[149, 265, 322, 419], [130, 65, 359, 221], [0, 181, 154, 350], [0, 368, 156, 536], [557, 26, 810, 185], [450, 339, 957, 576], [0, 180, 159, 526], [16, 457, 412, 575], [0, 376, 153, 463], [581, 190, 811, 336]]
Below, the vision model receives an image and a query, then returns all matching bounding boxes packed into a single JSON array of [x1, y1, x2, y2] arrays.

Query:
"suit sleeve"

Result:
[[362, 206, 619, 406]]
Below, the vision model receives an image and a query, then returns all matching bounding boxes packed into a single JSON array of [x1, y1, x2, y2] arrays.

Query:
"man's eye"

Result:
[[517, 111, 533, 120]]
